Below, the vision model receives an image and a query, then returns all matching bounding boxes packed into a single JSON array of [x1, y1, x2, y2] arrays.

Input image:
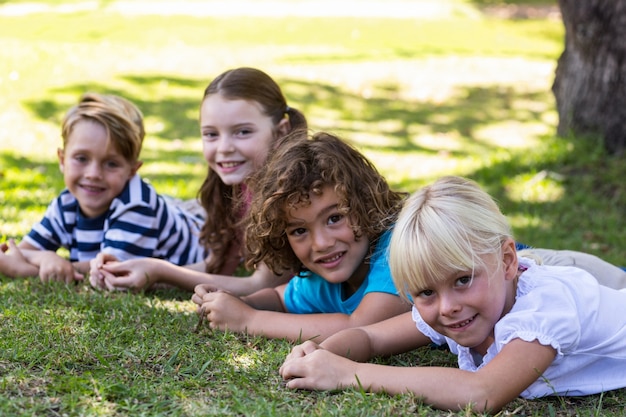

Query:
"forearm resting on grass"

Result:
[[281, 337, 555, 413], [91, 257, 203, 291], [193, 263, 290, 296], [13, 241, 83, 283], [0, 239, 39, 278], [196, 291, 410, 343], [93, 257, 288, 293]]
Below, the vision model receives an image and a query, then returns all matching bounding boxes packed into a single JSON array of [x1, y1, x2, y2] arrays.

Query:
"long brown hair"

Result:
[[198, 67, 307, 274]]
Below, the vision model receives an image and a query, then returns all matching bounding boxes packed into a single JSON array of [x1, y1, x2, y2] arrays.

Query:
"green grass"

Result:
[[1, 0, 625, 415]]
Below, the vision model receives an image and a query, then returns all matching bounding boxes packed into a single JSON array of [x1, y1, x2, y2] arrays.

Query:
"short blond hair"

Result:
[[61, 92, 145, 162], [390, 176, 512, 300]]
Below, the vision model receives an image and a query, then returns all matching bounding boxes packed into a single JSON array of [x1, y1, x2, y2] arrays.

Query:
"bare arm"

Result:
[[192, 263, 290, 295], [0, 239, 39, 278], [94, 257, 287, 294], [322, 311, 429, 360], [281, 338, 556, 413], [197, 291, 411, 342], [15, 241, 82, 283]]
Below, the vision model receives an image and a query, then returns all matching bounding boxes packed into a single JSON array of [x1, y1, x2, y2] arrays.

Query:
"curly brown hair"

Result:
[[197, 67, 307, 274], [244, 131, 407, 276]]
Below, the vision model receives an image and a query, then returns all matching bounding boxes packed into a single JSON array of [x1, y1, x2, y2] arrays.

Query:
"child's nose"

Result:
[[439, 293, 461, 316], [311, 230, 333, 251], [216, 136, 235, 153], [85, 162, 103, 178]]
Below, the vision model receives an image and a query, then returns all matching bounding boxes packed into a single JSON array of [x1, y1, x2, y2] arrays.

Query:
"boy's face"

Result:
[[58, 119, 140, 218], [285, 185, 370, 290], [200, 95, 288, 186]]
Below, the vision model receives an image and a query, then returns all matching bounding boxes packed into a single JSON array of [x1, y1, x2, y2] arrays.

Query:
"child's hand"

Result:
[[91, 257, 155, 292], [191, 283, 219, 306], [283, 340, 322, 362], [38, 251, 83, 283], [279, 348, 358, 391], [0, 239, 39, 278], [197, 291, 252, 332], [89, 253, 119, 287]]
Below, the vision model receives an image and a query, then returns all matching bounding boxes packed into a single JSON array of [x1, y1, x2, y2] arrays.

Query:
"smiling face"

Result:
[[285, 185, 371, 291], [58, 119, 140, 218], [411, 245, 518, 355], [200, 94, 287, 186]]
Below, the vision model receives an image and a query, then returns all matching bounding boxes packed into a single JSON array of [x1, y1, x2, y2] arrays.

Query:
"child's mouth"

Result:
[[219, 161, 243, 169], [449, 314, 477, 329], [81, 184, 105, 193], [318, 252, 344, 265]]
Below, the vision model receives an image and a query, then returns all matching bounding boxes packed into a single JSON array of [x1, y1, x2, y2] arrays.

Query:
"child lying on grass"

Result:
[[279, 176, 626, 413], [0, 93, 205, 282]]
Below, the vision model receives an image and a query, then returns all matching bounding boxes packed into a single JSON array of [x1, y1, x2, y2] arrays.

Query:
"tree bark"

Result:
[[552, 0, 626, 155]]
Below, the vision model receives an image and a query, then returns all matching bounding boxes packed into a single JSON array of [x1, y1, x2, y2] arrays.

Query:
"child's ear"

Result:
[[130, 160, 143, 176], [57, 148, 65, 173], [502, 238, 518, 281], [276, 117, 291, 137]]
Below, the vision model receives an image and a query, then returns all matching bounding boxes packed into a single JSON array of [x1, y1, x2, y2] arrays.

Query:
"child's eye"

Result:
[[416, 289, 434, 299], [328, 214, 343, 225], [73, 155, 88, 163], [235, 128, 253, 137], [105, 160, 122, 169], [455, 275, 474, 288], [202, 131, 218, 141], [288, 227, 307, 237]]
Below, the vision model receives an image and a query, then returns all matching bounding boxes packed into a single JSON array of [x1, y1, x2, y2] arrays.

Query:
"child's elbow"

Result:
[[465, 388, 510, 414]]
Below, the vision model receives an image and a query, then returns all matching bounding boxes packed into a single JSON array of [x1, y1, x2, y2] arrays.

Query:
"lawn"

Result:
[[0, 0, 625, 415]]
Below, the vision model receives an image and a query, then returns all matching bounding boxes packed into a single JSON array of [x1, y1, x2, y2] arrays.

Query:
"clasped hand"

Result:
[[279, 340, 358, 391], [89, 254, 153, 291], [192, 284, 253, 332]]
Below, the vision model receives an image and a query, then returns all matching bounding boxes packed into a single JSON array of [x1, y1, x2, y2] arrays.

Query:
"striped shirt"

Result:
[[25, 174, 207, 265]]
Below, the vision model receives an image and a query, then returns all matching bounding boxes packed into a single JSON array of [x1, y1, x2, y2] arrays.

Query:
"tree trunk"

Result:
[[552, 0, 626, 155]]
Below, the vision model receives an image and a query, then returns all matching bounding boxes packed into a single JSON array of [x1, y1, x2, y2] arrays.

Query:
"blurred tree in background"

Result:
[[553, 0, 626, 155]]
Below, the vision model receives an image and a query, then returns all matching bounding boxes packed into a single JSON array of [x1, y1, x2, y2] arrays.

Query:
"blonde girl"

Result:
[[280, 176, 626, 413]]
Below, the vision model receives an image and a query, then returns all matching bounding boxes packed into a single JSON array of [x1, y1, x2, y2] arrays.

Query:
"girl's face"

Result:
[[58, 119, 140, 218], [285, 185, 370, 292], [411, 243, 518, 355], [200, 94, 287, 185]]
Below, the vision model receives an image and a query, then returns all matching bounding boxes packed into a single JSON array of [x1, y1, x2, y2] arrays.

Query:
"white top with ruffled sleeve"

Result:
[[413, 257, 626, 398]]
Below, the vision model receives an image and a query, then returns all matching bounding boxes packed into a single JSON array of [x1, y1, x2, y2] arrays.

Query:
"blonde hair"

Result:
[[61, 92, 145, 163], [389, 176, 512, 300]]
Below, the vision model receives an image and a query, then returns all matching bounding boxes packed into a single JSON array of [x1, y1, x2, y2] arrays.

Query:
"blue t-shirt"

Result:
[[283, 230, 398, 314], [25, 174, 207, 265]]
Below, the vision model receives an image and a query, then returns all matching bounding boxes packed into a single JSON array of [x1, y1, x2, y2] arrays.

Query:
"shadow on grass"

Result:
[[18, 73, 554, 180], [23, 76, 206, 144]]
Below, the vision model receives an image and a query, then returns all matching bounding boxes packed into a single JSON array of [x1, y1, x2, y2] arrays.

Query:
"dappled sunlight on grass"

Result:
[[145, 298, 195, 315], [364, 147, 483, 189], [506, 171, 565, 203], [507, 213, 544, 230], [228, 352, 257, 371], [474, 120, 549, 148], [1, 4, 625, 415]]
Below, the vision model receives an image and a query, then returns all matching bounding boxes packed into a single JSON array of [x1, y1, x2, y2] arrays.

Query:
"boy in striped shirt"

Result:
[[0, 93, 206, 283]]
